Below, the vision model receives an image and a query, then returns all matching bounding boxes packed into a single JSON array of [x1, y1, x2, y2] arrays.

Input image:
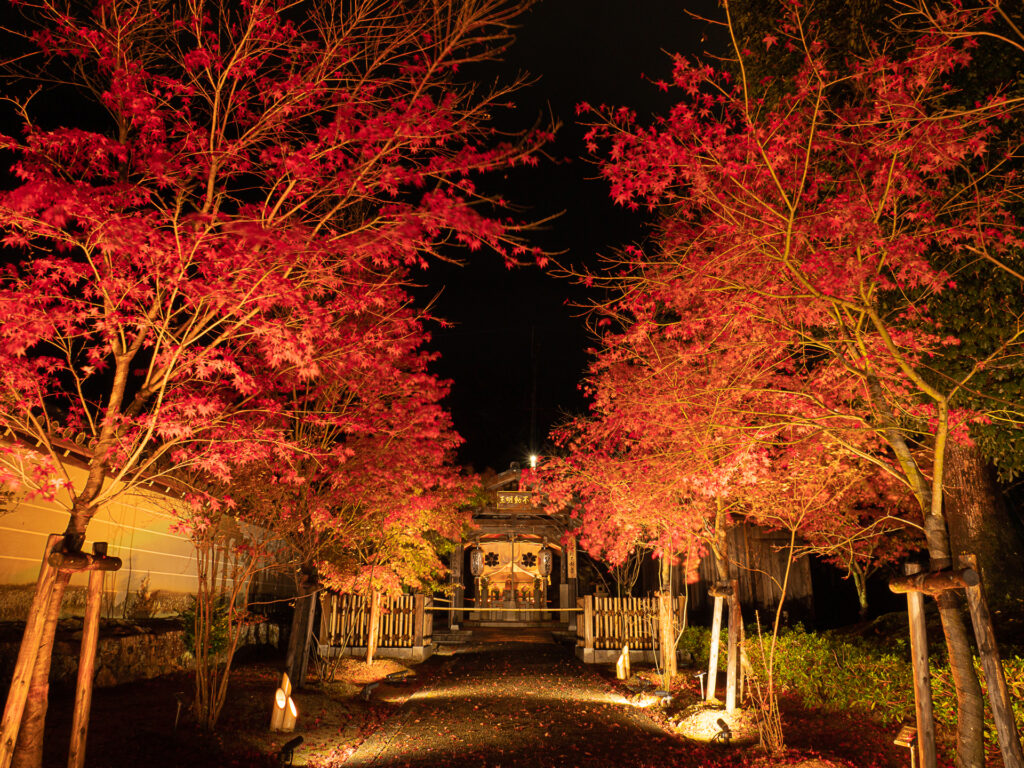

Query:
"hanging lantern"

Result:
[[537, 545, 553, 578], [469, 545, 484, 577]]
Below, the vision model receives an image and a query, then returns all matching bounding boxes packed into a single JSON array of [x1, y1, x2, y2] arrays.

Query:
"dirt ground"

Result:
[[34, 635, 946, 768], [40, 647, 419, 768]]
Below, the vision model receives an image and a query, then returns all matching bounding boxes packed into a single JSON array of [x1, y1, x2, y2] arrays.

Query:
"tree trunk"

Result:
[[944, 441, 1024, 613], [12, 571, 70, 768], [869, 379, 985, 768], [285, 575, 317, 689], [924, 512, 986, 768], [937, 590, 986, 768], [850, 561, 869, 621], [365, 589, 381, 666]]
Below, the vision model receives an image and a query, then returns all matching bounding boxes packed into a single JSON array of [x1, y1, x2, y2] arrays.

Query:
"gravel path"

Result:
[[342, 637, 697, 768]]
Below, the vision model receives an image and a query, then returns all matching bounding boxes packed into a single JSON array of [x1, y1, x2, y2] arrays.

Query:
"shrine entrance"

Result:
[[446, 465, 578, 631], [463, 534, 560, 622]]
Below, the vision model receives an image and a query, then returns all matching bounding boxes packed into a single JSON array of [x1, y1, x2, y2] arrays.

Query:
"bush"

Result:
[[678, 624, 732, 671], [745, 625, 915, 722], [681, 622, 1024, 748], [179, 596, 230, 658]]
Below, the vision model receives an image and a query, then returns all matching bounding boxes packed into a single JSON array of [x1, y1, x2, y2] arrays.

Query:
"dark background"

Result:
[[420, 0, 722, 472]]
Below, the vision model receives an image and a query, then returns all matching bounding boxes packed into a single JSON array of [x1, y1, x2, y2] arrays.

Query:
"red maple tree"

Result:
[[563, 3, 1021, 762], [0, 0, 547, 762]]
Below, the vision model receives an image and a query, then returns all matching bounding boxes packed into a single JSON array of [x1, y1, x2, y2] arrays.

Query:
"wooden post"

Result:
[[959, 555, 1024, 768], [583, 595, 595, 658], [576, 597, 584, 646], [706, 594, 724, 703], [904, 562, 938, 768], [0, 534, 62, 768], [725, 579, 740, 713], [889, 567, 978, 595], [327, 593, 337, 645], [450, 546, 463, 629], [413, 594, 425, 649], [67, 567, 104, 768]]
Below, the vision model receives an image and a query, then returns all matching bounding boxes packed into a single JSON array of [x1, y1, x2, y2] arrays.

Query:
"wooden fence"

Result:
[[576, 593, 685, 664], [320, 593, 433, 659], [686, 524, 813, 617]]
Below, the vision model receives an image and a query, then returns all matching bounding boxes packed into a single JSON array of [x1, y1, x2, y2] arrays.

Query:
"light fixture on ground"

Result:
[[270, 672, 298, 732]]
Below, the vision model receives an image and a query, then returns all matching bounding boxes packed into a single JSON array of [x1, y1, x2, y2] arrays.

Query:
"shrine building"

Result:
[[446, 464, 578, 633]]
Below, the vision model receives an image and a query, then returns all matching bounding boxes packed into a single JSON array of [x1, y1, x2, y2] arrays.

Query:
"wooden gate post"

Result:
[[904, 562, 938, 768], [725, 579, 740, 713], [0, 534, 63, 768], [706, 593, 724, 703], [583, 595, 595, 662], [959, 554, 1024, 768]]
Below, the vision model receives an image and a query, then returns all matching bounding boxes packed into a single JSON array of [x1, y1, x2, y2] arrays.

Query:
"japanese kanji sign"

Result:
[[496, 491, 534, 510]]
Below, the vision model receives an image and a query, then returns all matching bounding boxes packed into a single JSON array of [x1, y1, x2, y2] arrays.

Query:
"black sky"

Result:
[[422, 0, 721, 472]]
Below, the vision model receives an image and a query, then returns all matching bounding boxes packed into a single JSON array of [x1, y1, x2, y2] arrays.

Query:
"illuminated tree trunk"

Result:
[[944, 442, 1024, 613], [8, 497, 100, 768], [872, 377, 985, 768], [658, 558, 677, 687], [849, 560, 869, 621], [365, 589, 382, 666]]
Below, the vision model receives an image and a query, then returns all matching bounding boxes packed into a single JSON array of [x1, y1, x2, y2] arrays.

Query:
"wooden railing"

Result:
[[320, 593, 432, 650]]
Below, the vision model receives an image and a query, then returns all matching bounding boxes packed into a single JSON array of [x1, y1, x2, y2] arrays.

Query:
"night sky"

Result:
[[422, 0, 720, 472]]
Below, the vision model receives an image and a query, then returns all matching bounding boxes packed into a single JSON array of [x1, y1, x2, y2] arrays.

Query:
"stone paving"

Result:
[[342, 629, 696, 768]]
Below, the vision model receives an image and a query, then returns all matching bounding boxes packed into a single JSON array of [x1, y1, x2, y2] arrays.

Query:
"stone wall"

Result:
[[0, 618, 281, 689]]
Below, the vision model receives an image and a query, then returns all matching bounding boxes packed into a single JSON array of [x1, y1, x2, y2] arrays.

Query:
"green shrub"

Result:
[[678, 625, 727, 670], [179, 595, 230, 658], [680, 622, 1024, 748], [744, 625, 915, 722]]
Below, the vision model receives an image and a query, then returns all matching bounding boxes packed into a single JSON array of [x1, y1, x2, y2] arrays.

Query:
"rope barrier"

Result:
[[424, 606, 582, 612]]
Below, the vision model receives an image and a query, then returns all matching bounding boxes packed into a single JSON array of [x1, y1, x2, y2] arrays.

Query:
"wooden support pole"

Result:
[[725, 579, 740, 713], [904, 562, 937, 768], [67, 568, 104, 768], [706, 595, 724, 703], [708, 583, 734, 599], [583, 595, 595, 655], [0, 534, 62, 768], [888, 567, 978, 595], [959, 554, 1024, 768]]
